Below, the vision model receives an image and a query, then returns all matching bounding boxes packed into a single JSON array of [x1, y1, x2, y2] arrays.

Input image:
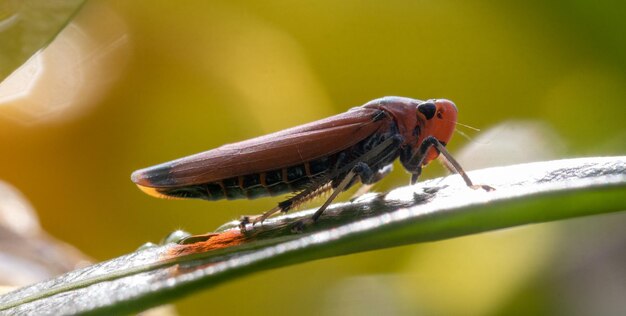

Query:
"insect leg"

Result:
[[354, 162, 393, 185], [293, 161, 383, 231], [240, 181, 334, 229], [310, 167, 358, 222], [308, 135, 403, 223], [351, 164, 393, 198], [241, 143, 366, 229], [251, 135, 403, 232], [239, 206, 282, 230], [409, 136, 494, 191]]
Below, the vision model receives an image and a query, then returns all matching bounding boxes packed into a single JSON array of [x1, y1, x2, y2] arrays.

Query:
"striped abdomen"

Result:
[[153, 155, 336, 200]]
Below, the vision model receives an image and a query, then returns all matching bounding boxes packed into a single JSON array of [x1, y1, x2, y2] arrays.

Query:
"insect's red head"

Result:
[[416, 99, 458, 165]]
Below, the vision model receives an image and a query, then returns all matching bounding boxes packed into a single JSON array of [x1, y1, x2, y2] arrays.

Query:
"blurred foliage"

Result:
[[0, 0, 85, 79], [0, 0, 625, 315]]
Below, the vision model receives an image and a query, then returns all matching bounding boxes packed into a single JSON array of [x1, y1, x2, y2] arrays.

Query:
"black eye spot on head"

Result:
[[418, 102, 436, 120], [437, 111, 443, 119]]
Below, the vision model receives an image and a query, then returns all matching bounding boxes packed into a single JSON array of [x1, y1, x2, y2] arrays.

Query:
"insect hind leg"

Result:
[[290, 161, 385, 232], [239, 181, 333, 231], [238, 199, 295, 230], [238, 205, 281, 230]]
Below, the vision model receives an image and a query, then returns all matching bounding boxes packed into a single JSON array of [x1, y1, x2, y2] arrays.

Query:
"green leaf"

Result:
[[0, 0, 86, 81], [1, 157, 625, 315]]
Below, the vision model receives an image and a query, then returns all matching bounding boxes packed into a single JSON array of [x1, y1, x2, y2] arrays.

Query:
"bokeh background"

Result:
[[1, 0, 626, 315]]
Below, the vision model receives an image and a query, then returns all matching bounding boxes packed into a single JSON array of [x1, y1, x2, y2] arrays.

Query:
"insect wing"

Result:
[[132, 106, 387, 188]]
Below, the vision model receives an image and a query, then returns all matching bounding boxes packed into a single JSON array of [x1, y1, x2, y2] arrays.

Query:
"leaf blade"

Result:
[[1, 156, 625, 315]]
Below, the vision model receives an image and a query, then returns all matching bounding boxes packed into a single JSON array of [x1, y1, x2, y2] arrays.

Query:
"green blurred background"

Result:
[[1, 0, 626, 315]]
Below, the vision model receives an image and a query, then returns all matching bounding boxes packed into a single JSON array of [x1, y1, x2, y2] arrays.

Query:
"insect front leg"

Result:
[[400, 146, 423, 185], [405, 136, 494, 191]]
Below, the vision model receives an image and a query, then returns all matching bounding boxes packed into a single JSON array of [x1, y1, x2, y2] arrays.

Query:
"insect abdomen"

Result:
[[153, 156, 334, 200]]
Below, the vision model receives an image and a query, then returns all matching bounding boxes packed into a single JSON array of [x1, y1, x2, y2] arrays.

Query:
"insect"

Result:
[[131, 96, 493, 230]]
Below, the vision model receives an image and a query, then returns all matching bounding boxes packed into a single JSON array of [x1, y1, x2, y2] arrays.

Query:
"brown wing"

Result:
[[131, 106, 389, 188]]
